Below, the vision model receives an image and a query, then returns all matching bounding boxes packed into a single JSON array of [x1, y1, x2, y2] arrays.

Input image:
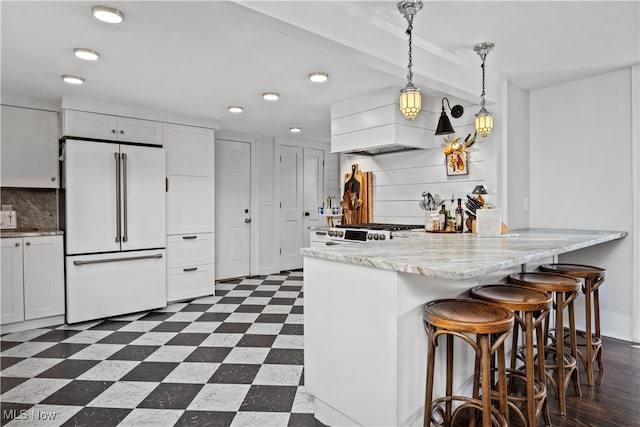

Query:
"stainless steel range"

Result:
[[325, 223, 424, 243]]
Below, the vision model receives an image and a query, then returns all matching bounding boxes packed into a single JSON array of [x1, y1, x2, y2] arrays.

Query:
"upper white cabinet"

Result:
[[164, 123, 215, 235], [1, 105, 59, 188], [63, 110, 163, 146]]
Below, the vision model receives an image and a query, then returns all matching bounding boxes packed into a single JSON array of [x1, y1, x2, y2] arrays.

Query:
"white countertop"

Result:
[[300, 228, 627, 280]]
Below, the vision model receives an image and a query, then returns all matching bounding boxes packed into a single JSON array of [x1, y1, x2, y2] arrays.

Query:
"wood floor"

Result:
[[542, 336, 640, 427]]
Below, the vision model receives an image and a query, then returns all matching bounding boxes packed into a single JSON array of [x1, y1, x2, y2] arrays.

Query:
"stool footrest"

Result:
[[430, 395, 508, 427]]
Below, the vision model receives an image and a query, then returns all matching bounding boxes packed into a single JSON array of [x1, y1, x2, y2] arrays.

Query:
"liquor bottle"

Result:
[[455, 198, 464, 232], [438, 204, 447, 231]]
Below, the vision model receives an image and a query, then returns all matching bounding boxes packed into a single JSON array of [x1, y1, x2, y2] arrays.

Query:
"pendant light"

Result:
[[474, 42, 495, 137], [397, 0, 423, 121]]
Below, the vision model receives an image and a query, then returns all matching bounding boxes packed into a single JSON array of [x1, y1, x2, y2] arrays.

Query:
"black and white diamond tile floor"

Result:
[[0, 271, 326, 427]]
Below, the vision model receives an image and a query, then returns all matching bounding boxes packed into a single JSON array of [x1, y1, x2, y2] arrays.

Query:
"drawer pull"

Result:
[[182, 235, 198, 240], [183, 267, 198, 272], [315, 231, 327, 235]]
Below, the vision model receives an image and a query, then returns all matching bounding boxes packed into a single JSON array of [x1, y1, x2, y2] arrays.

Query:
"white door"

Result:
[[215, 140, 251, 280], [64, 140, 121, 255], [120, 145, 166, 251], [303, 148, 324, 248], [280, 146, 304, 271]]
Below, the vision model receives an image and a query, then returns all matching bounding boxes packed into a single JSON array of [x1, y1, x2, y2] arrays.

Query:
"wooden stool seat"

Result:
[[424, 299, 514, 427], [470, 284, 552, 312], [424, 298, 514, 334], [540, 263, 607, 386], [471, 285, 552, 427], [508, 272, 582, 416]]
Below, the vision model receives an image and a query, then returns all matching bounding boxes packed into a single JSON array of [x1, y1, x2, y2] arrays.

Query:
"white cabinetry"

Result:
[[0, 235, 64, 325], [167, 234, 215, 301], [63, 110, 162, 145], [164, 123, 215, 302], [1, 105, 59, 188]]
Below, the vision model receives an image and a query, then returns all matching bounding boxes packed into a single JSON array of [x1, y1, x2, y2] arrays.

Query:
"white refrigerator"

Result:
[[63, 139, 167, 323]]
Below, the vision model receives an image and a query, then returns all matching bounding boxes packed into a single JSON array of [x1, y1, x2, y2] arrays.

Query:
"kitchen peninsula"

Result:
[[300, 228, 626, 427]]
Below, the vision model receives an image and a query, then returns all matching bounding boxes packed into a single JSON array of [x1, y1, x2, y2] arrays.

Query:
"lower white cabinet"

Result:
[[0, 235, 64, 325], [167, 233, 215, 302]]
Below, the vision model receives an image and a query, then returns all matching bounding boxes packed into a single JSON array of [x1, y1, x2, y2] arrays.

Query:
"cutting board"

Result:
[[343, 164, 373, 224]]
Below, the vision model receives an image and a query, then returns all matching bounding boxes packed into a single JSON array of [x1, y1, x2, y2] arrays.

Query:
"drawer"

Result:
[[167, 263, 214, 302], [167, 233, 214, 268]]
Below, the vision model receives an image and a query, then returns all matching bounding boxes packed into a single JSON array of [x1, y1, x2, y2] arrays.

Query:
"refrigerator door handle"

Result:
[[114, 152, 121, 243], [121, 152, 128, 243], [73, 253, 164, 266]]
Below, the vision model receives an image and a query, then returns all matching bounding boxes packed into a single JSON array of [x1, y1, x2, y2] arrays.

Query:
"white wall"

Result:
[[506, 83, 530, 229], [530, 68, 635, 341]]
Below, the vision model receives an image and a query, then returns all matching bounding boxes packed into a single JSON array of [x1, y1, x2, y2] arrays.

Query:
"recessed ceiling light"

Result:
[[73, 48, 100, 61], [92, 5, 125, 24], [62, 75, 85, 85], [263, 92, 279, 101], [309, 72, 328, 83], [228, 106, 243, 113], [289, 127, 302, 133]]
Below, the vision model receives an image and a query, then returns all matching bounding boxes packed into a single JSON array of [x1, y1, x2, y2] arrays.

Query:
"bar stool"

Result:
[[508, 272, 582, 416], [423, 298, 514, 427], [470, 284, 552, 427], [539, 263, 606, 386]]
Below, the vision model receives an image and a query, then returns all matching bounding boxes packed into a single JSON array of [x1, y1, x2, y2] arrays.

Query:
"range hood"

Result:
[[331, 87, 438, 155]]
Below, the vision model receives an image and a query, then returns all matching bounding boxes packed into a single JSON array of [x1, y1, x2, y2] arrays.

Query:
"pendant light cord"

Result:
[[406, 18, 414, 84], [480, 53, 486, 108]]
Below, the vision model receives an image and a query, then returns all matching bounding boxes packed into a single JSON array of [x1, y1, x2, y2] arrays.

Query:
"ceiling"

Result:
[[2, 1, 638, 142]]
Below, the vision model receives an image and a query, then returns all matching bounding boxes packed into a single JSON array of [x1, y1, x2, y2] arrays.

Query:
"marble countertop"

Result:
[[300, 228, 627, 280], [0, 228, 64, 238]]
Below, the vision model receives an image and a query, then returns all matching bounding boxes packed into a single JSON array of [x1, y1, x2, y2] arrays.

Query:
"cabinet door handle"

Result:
[[25, 242, 31, 246], [183, 267, 198, 272], [182, 235, 197, 240], [15, 242, 20, 247], [112, 129, 117, 134], [120, 130, 124, 134], [51, 177, 56, 181], [114, 152, 121, 243]]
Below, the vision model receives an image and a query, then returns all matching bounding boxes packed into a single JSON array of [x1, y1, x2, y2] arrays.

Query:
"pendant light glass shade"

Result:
[[400, 86, 421, 121], [475, 108, 493, 138]]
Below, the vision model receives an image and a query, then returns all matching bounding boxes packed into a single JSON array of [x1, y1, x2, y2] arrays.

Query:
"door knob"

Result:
[[304, 212, 310, 217], [245, 218, 252, 223]]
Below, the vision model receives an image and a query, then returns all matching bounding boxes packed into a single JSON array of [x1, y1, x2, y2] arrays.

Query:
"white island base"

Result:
[[301, 229, 626, 426], [304, 257, 509, 427]]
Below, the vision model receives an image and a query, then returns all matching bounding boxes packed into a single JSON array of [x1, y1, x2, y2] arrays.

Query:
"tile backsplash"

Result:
[[0, 188, 58, 229]]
